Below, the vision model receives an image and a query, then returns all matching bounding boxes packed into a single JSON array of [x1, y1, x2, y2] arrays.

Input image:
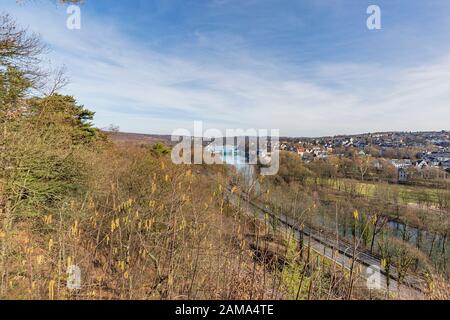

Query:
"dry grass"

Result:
[[0, 143, 282, 300], [2, 141, 446, 300]]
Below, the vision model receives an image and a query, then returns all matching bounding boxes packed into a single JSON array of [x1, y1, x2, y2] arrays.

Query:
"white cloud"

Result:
[[5, 2, 450, 137]]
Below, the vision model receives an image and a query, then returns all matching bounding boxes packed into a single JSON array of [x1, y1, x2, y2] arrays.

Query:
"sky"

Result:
[[3, 0, 450, 137]]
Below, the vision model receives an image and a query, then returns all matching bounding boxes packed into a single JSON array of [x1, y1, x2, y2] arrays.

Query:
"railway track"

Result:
[[225, 186, 426, 299]]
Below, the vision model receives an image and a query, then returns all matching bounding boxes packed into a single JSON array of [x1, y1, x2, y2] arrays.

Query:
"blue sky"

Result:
[[3, 0, 450, 136]]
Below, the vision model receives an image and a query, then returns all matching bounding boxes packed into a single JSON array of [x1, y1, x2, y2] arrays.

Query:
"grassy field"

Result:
[[307, 178, 450, 207]]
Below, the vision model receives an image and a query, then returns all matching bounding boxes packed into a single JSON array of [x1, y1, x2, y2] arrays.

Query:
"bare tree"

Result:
[[370, 213, 388, 253], [1, 13, 70, 97], [0, 14, 46, 85], [355, 155, 371, 181], [40, 65, 70, 96]]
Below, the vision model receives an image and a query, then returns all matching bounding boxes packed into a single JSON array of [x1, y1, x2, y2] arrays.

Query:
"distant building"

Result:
[[415, 160, 429, 170], [442, 161, 450, 171], [391, 159, 412, 169], [398, 168, 408, 183], [296, 147, 306, 157], [371, 159, 383, 170]]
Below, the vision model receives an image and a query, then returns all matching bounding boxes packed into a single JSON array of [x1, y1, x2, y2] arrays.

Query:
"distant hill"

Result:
[[106, 131, 174, 146]]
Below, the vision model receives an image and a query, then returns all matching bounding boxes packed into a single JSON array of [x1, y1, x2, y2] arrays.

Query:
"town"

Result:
[[278, 131, 450, 183]]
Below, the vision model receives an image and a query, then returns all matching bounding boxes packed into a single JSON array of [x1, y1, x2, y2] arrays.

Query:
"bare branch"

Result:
[[0, 14, 47, 77], [37, 64, 70, 97]]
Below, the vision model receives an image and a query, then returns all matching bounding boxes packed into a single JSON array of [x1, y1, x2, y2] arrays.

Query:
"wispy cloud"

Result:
[[5, 1, 450, 136]]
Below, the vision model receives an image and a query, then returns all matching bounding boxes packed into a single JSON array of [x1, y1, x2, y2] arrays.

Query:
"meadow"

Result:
[[316, 178, 450, 208]]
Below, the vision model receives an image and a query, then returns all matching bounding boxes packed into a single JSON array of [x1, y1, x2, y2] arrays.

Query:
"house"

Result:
[[391, 159, 412, 169], [398, 168, 408, 183], [436, 153, 450, 162], [296, 147, 306, 157], [415, 160, 429, 170], [310, 147, 328, 159], [371, 159, 383, 170], [342, 138, 354, 147], [302, 153, 314, 163], [442, 161, 450, 170]]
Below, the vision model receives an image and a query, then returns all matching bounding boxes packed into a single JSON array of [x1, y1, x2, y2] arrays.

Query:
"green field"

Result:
[[308, 178, 450, 207]]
